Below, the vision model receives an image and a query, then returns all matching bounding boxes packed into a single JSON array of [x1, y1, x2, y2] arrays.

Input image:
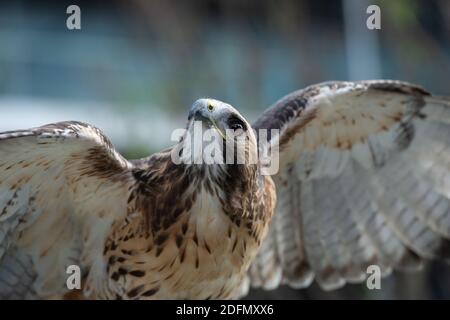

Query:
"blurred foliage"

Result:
[[122, 145, 156, 160], [380, 0, 420, 27]]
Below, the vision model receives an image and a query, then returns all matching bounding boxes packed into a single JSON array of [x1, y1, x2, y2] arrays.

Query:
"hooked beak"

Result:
[[193, 111, 226, 139]]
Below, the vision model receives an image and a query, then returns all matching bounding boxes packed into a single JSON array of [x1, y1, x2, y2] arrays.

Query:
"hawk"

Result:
[[1, 80, 450, 299]]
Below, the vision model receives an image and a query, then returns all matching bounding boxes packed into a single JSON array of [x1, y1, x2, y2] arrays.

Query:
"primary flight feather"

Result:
[[1, 80, 450, 299]]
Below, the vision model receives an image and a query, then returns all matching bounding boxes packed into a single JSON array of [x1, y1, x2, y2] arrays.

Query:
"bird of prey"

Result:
[[1, 80, 450, 299]]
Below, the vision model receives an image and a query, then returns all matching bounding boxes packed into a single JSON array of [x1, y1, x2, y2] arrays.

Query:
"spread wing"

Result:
[[0, 121, 133, 299], [249, 80, 450, 291]]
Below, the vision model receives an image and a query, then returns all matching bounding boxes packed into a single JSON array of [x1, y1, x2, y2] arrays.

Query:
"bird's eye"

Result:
[[230, 123, 243, 130], [207, 104, 214, 111], [227, 116, 246, 131]]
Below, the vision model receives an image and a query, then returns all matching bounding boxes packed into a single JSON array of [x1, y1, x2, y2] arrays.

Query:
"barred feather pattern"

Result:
[[0, 122, 133, 299], [250, 80, 450, 291]]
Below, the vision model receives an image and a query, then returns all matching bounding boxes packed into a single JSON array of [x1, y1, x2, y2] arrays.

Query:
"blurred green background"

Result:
[[1, 0, 450, 299]]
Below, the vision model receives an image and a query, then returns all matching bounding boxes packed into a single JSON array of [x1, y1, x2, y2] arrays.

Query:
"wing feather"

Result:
[[250, 80, 450, 291], [0, 121, 133, 298]]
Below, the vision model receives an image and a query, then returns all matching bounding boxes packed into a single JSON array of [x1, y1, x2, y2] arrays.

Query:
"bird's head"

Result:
[[188, 98, 251, 135], [176, 98, 258, 167]]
